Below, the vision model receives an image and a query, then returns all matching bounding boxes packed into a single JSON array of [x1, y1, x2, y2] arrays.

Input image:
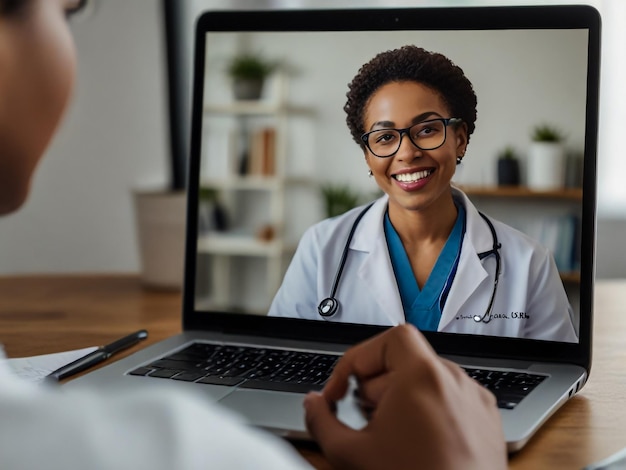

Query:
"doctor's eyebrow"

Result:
[[368, 111, 444, 131]]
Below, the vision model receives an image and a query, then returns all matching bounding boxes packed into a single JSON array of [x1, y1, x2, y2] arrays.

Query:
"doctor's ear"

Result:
[[364, 154, 374, 176], [454, 122, 469, 153]]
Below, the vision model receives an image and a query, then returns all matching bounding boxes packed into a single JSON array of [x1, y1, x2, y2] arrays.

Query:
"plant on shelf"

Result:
[[531, 123, 565, 143], [320, 184, 362, 218], [198, 187, 228, 232], [227, 53, 277, 100], [496, 145, 521, 186], [528, 123, 567, 190]]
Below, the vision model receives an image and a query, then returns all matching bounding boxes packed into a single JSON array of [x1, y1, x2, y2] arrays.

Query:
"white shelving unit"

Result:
[[197, 75, 315, 313]]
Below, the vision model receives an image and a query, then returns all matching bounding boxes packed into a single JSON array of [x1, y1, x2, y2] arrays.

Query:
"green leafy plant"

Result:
[[198, 187, 218, 202], [498, 145, 518, 160], [320, 184, 362, 218], [227, 53, 276, 81], [531, 124, 565, 143]]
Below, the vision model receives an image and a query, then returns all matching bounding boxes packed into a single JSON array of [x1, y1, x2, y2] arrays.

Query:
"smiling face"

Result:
[[363, 81, 468, 218], [0, 0, 78, 215]]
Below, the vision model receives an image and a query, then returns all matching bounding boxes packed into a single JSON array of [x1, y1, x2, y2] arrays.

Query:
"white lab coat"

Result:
[[0, 349, 310, 470], [269, 188, 577, 342]]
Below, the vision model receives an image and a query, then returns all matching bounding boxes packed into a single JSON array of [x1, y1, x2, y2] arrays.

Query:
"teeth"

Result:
[[394, 170, 431, 183]]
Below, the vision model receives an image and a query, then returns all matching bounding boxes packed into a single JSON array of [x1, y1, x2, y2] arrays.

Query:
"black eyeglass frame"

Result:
[[361, 117, 463, 158]]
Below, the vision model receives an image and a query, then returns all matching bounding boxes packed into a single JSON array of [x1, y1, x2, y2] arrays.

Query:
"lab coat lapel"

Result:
[[438, 238, 489, 330], [351, 197, 405, 325], [439, 189, 494, 330]]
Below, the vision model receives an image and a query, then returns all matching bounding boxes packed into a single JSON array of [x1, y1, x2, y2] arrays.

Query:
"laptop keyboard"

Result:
[[462, 367, 547, 409], [128, 343, 341, 393], [129, 343, 546, 409]]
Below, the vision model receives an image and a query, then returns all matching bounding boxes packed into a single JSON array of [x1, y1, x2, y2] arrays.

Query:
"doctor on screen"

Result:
[[268, 45, 577, 343]]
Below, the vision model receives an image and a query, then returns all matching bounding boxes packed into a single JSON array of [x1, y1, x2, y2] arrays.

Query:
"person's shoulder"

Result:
[[0, 383, 309, 470], [489, 218, 540, 244], [454, 187, 549, 254], [491, 219, 552, 267]]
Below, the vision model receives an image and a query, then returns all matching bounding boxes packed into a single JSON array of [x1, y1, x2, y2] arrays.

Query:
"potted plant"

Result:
[[496, 146, 521, 186], [227, 53, 277, 100], [527, 124, 566, 190], [320, 184, 362, 218], [198, 187, 228, 233], [132, 2, 190, 291]]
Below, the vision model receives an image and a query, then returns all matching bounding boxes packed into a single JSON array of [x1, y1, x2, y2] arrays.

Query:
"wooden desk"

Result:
[[1, 274, 625, 469]]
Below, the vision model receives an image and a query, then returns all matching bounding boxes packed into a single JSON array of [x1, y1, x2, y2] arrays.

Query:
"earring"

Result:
[[457, 149, 467, 165], [367, 169, 373, 177]]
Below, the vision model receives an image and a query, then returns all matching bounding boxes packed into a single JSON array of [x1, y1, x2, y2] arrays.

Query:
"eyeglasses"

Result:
[[361, 117, 462, 158]]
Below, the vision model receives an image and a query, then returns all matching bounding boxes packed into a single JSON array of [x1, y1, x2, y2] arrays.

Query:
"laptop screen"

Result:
[[188, 6, 599, 349]]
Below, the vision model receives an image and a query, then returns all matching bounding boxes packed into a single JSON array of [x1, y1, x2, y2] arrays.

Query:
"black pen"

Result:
[[45, 329, 148, 382]]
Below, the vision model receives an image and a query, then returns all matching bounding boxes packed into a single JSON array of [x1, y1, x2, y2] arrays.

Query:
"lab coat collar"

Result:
[[451, 187, 494, 255], [438, 187, 498, 330], [350, 195, 388, 253], [350, 195, 404, 324], [347, 188, 500, 330], [452, 186, 507, 281], [350, 189, 495, 253]]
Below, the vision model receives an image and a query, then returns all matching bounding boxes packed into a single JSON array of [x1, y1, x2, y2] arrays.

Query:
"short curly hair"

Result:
[[345, 45, 477, 149]]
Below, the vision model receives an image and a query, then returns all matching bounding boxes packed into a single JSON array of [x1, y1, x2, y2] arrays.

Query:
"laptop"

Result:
[[70, 5, 600, 452]]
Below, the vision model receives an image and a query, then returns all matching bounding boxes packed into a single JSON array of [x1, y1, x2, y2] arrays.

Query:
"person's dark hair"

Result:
[[345, 45, 477, 149], [0, 0, 29, 16]]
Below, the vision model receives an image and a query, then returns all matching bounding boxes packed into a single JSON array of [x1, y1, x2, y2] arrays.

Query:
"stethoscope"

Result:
[[317, 203, 502, 324]]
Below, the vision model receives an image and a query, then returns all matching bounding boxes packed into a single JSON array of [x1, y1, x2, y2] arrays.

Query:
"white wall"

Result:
[[0, 0, 170, 274], [1, 0, 624, 279]]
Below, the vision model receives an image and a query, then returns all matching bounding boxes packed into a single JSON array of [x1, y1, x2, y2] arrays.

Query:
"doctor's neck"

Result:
[[386, 190, 458, 244]]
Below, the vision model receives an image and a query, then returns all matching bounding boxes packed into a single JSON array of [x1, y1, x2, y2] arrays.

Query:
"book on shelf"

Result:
[[247, 127, 276, 176]]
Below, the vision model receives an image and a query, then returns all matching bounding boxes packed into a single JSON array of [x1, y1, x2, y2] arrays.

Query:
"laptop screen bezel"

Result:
[[183, 5, 600, 371]]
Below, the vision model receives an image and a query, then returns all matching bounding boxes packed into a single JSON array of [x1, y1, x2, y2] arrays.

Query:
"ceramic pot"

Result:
[[133, 190, 186, 290], [527, 142, 565, 190], [233, 78, 264, 100], [497, 158, 520, 186]]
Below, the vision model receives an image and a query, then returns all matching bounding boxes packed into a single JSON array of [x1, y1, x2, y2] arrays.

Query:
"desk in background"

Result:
[[1, 274, 625, 469]]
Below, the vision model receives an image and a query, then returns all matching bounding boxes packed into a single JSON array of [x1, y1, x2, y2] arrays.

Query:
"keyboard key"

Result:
[[148, 369, 182, 379], [171, 371, 207, 382], [132, 343, 340, 392], [196, 376, 245, 386], [462, 367, 546, 410], [128, 367, 154, 376], [151, 359, 202, 371], [239, 380, 323, 393]]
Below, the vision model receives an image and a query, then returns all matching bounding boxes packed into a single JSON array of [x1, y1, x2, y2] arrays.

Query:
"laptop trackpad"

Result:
[[218, 388, 367, 438]]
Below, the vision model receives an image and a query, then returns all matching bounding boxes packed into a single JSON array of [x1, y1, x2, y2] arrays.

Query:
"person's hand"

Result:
[[303, 324, 507, 470]]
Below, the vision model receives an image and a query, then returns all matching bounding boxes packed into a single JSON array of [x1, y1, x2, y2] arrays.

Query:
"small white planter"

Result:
[[527, 142, 565, 190], [133, 190, 187, 290]]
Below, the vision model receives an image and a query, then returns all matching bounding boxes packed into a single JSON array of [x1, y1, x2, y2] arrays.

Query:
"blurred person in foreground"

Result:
[[0, 1, 506, 469]]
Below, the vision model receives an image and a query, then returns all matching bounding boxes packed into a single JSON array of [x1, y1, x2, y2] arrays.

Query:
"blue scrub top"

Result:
[[384, 203, 466, 331]]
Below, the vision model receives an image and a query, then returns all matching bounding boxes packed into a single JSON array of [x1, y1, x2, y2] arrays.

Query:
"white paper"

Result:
[[6, 347, 98, 383]]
